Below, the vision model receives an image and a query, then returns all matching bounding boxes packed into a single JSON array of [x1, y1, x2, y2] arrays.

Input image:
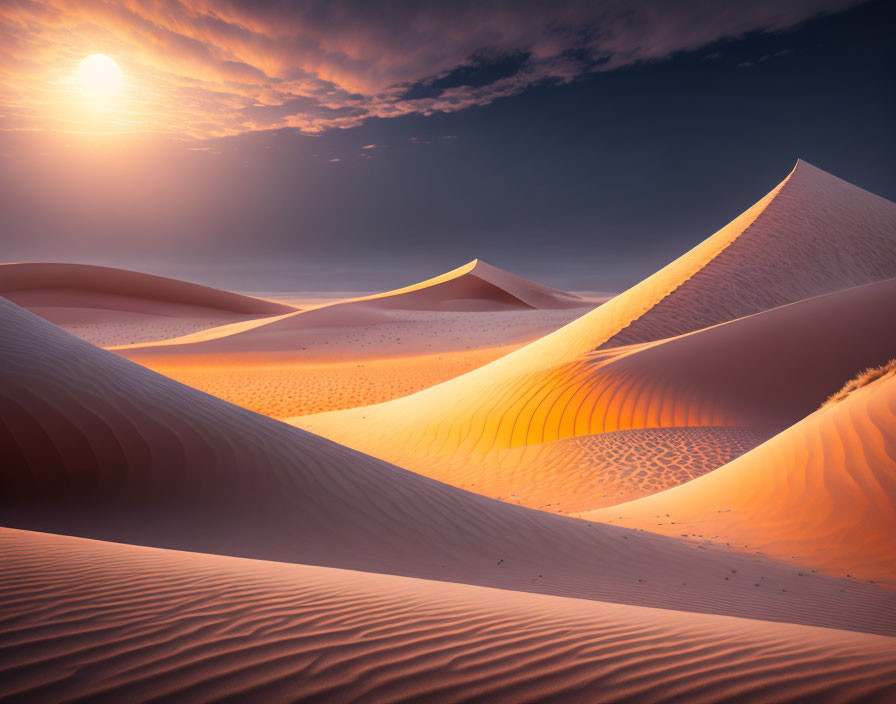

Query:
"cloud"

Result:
[[0, 0, 863, 138]]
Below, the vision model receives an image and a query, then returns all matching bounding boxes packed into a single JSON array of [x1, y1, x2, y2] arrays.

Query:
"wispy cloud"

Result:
[[0, 0, 861, 138]]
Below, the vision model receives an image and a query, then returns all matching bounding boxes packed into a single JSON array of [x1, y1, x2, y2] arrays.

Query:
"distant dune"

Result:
[[293, 162, 896, 510], [0, 262, 294, 345], [3, 527, 896, 704], [583, 363, 896, 586], [345, 258, 586, 311], [118, 258, 587, 357], [3, 297, 894, 635]]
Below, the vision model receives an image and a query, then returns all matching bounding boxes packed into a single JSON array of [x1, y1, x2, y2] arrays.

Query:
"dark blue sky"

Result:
[[1, 0, 893, 292]]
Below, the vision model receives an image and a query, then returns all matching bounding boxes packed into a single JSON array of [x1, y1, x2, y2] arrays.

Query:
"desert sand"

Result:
[[294, 164, 896, 513], [3, 527, 896, 704], [583, 361, 896, 586], [114, 259, 592, 415], [2, 160, 896, 702], [3, 297, 895, 636]]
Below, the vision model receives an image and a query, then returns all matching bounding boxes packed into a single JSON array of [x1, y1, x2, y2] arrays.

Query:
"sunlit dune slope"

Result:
[[467, 427, 772, 514], [111, 260, 590, 416], [3, 529, 896, 704], [1, 298, 893, 634], [602, 159, 896, 347], [126, 344, 526, 418], [293, 162, 896, 472], [583, 366, 896, 586], [0, 262, 294, 345], [294, 279, 896, 506]]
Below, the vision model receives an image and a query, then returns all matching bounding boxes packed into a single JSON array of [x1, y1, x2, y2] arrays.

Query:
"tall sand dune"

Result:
[[288, 161, 896, 508], [2, 527, 895, 704], [583, 364, 896, 586], [1, 297, 893, 634], [295, 279, 896, 510], [600, 159, 896, 347], [0, 262, 294, 345]]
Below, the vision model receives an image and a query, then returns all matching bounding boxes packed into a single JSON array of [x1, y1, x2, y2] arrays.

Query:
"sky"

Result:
[[1, 0, 894, 292]]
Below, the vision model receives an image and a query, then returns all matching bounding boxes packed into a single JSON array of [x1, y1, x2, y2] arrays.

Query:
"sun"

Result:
[[77, 54, 124, 96]]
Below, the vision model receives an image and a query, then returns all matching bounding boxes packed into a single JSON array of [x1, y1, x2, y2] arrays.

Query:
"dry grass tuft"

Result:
[[823, 358, 896, 408]]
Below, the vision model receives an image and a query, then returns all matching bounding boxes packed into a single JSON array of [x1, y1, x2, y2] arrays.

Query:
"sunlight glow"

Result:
[[77, 54, 124, 96]]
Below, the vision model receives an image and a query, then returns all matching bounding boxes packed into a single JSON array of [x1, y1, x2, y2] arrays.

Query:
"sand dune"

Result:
[[113, 261, 590, 416], [118, 258, 588, 358], [600, 159, 896, 347], [2, 297, 894, 635], [583, 363, 896, 586], [0, 262, 294, 345], [282, 161, 896, 517], [290, 164, 896, 500], [3, 528, 896, 704], [294, 279, 896, 509], [345, 258, 586, 311]]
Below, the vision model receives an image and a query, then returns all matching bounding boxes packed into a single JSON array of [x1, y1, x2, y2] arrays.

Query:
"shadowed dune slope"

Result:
[[1, 297, 894, 634], [2, 528, 896, 704], [583, 367, 896, 586], [0, 262, 294, 317], [294, 279, 896, 495]]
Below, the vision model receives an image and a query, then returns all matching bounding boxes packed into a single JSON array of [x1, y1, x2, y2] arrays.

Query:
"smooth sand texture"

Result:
[[583, 366, 896, 586], [294, 279, 896, 509], [0, 262, 294, 345], [2, 297, 894, 636], [3, 527, 896, 704]]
